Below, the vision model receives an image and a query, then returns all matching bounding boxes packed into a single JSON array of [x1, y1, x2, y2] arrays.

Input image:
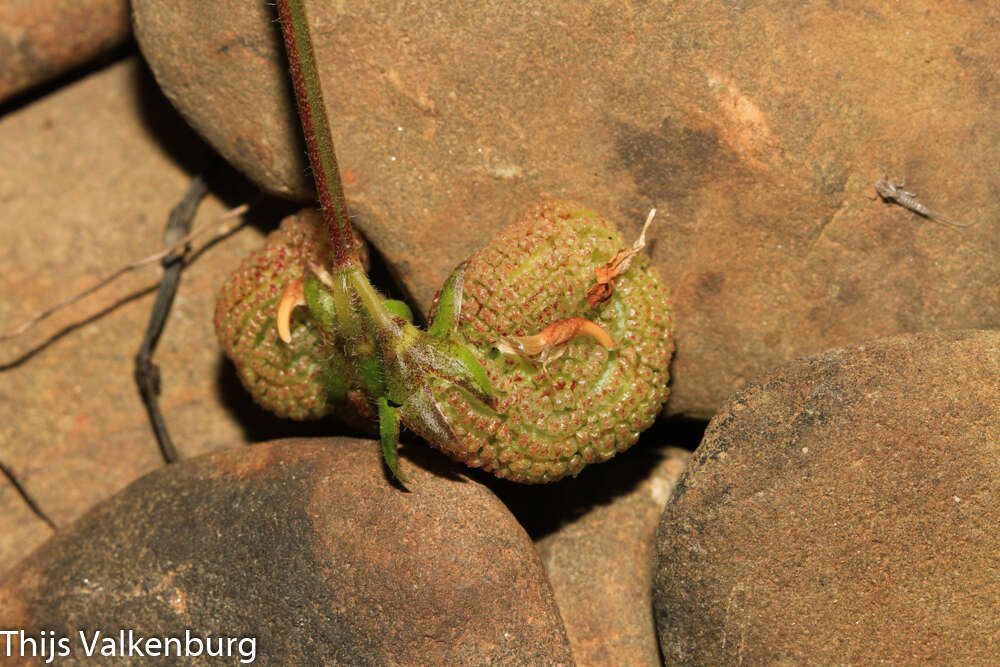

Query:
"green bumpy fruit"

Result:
[[215, 201, 674, 483], [214, 208, 371, 422], [425, 201, 674, 482]]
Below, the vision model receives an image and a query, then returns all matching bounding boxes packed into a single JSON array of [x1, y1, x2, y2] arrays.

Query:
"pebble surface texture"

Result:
[[0, 0, 131, 103], [653, 330, 1000, 664], [537, 445, 689, 666], [132, 0, 1000, 419], [0, 438, 574, 665], [0, 57, 287, 576]]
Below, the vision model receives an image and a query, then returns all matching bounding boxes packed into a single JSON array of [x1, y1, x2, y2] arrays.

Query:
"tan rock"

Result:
[[654, 330, 1000, 664], [0, 438, 574, 665], [132, 1, 1000, 419], [536, 445, 689, 666], [0, 57, 282, 575], [0, 0, 130, 103]]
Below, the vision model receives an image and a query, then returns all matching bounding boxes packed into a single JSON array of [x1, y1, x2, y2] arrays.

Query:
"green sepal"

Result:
[[383, 298, 414, 323], [319, 352, 350, 406], [442, 341, 493, 405], [302, 270, 337, 332], [428, 262, 466, 339], [354, 345, 387, 399], [394, 331, 494, 408], [377, 395, 405, 483], [399, 385, 457, 448], [424, 262, 493, 403]]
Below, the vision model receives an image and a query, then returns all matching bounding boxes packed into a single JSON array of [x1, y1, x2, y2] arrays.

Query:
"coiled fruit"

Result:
[[215, 201, 674, 483], [425, 201, 674, 482], [214, 208, 370, 422]]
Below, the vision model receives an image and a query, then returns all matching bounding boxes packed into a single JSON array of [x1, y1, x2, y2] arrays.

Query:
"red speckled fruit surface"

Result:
[[425, 201, 674, 482], [215, 208, 368, 421]]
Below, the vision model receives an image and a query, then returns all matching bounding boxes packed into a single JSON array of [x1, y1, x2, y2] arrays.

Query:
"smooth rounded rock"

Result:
[[133, 1, 1000, 419], [0, 0, 130, 103], [133, 0, 306, 199], [0, 438, 573, 665], [0, 57, 262, 576], [654, 330, 1000, 664], [536, 445, 689, 667]]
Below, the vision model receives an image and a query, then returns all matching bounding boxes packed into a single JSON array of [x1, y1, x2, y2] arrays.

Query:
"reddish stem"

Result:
[[276, 0, 359, 270]]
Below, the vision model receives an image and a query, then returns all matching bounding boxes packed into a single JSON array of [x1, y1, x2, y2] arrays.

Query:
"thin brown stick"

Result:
[[0, 203, 249, 342], [135, 173, 211, 464], [0, 459, 56, 530]]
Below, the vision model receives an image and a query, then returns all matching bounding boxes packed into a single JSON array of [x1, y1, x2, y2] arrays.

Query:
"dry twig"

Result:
[[0, 203, 249, 342]]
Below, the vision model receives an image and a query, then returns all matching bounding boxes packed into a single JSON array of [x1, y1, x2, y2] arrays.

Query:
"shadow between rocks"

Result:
[[130, 55, 213, 178], [475, 415, 708, 541], [0, 42, 137, 118], [213, 356, 362, 444]]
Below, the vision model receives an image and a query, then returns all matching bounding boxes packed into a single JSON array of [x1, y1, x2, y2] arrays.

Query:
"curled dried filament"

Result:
[[496, 316, 616, 367], [587, 208, 656, 307], [276, 277, 306, 344]]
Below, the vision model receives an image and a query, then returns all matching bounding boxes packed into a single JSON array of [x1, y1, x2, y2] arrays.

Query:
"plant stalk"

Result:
[[277, 0, 359, 270]]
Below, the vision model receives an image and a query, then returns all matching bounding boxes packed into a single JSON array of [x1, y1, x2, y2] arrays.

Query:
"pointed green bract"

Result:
[[428, 262, 466, 338], [378, 396, 404, 483], [383, 299, 414, 322]]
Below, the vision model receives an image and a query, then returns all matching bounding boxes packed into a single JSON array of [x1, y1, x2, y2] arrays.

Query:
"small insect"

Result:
[[874, 174, 972, 228]]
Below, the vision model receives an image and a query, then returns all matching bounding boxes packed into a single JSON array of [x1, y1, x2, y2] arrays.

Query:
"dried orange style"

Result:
[[587, 207, 656, 307]]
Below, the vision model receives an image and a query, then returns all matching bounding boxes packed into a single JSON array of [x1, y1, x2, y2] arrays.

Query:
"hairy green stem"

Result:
[[277, 0, 359, 271]]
